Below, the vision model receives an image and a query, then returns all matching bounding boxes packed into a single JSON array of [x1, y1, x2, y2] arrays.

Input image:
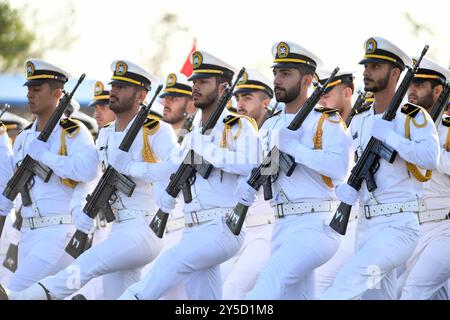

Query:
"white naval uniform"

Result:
[[322, 104, 440, 300], [0, 214, 18, 286], [36, 116, 177, 300], [221, 190, 274, 300], [7, 120, 98, 291], [245, 107, 352, 300], [400, 115, 450, 300], [119, 109, 259, 300]]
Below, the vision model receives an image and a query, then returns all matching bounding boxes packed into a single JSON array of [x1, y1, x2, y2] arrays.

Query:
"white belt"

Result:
[[112, 209, 155, 223], [275, 201, 338, 218], [360, 200, 425, 219], [245, 214, 276, 227], [165, 217, 185, 232], [22, 214, 72, 230], [418, 210, 450, 224], [185, 208, 232, 227]]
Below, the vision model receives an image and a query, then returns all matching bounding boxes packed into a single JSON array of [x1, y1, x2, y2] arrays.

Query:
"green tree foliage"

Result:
[[0, 0, 35, 72]]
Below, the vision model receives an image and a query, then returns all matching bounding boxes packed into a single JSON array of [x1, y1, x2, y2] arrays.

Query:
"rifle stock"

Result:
[[3, 209, 23, 272], [149, 209, 169, 238]]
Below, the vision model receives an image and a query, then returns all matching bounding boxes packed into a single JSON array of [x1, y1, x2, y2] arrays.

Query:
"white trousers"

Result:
[[41, 216, 162, 300], [246, 211, 341, 300], [140, 227, 186, 300], [315, 218, 357, 299], [322, 212, 420, 300], [119, 216, 245, 300], [66, 223, 113, 300], [0, 213, 18, 286], [7, 224, 75, 291], [400, 219, 450, 300], [221, 223, 273, 300]]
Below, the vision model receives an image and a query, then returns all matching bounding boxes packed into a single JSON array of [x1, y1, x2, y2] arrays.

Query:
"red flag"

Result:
[[180, 39, 197, 77]]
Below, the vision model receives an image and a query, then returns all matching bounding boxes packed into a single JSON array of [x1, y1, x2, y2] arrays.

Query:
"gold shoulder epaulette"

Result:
[[149, 111, 162, 120], [59, 118, 80, 135], [364, 92, 374, 104], [144, 114, 160, 130], [401, 103, 422, 118], [224, 112, 258, 130], [442, 117, 450, 127], [5, 124, 18, 131], [355, 102, 372, 115], [314, 106, 339, 114], [223, 114, 240, 126]]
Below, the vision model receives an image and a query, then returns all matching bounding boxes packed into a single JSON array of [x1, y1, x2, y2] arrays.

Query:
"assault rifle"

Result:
[[3, 74, 85, 206], [2, 207, 22, 272], [429, 82, 450, 123], [329, 45, 429, 235], [1, 74, 85, 237], [226, 67, 340, 235], [65, 85, 163, 258], [149, 68, 246, 238]]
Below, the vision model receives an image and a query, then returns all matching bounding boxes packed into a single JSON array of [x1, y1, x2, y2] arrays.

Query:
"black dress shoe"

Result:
[[0, 284, 8, 300], [71, 294, 87, 300]]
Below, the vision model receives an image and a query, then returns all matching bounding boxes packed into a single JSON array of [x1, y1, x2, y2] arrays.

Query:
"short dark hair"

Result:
[[256, 90, 271, 101], [387, 62, 403, 74], [429, 79, 442, 89], [296, 64, 316, 76], [47, 79, 64, 91], [215, 75, 232, 87], [131, 85, 148, 95], [340, 82, 355, 94]]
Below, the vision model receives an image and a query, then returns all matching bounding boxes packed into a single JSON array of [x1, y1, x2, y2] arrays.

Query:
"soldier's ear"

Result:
[[302, 74, 313, 88], [218, 82, 227, 95], [433, 83, 443, 98], [391, 67, 401, 81], [137, 89, 147, 104], [343, 87, 353, 99], [54, 88, 63, 99], [186, 98, 196, 113]]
